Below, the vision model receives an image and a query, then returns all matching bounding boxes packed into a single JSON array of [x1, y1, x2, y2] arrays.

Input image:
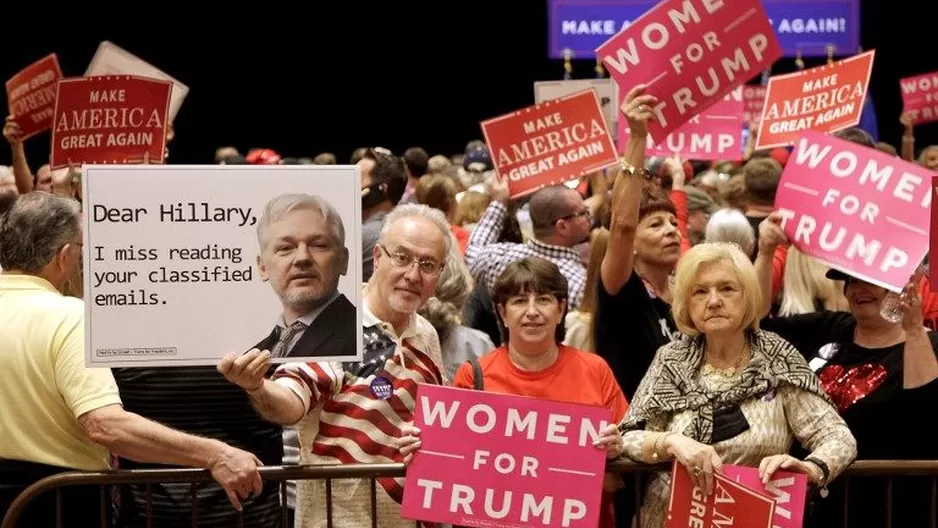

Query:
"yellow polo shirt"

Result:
[[0, 274, 122, 470]]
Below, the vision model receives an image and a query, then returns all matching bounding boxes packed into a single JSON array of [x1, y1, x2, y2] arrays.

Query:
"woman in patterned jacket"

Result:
[[617, 242, 856, 528]]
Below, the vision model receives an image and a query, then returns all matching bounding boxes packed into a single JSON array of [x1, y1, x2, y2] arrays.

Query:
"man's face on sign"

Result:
[[257, 207, 349, 313]]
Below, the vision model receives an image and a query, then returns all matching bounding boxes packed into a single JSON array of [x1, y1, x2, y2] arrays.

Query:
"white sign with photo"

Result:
[[81, 164, 362, 367]]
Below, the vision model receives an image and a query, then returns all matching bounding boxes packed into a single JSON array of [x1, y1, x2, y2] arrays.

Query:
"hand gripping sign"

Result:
[[595, 0, 781, 142], [775, 131, 933, 292]]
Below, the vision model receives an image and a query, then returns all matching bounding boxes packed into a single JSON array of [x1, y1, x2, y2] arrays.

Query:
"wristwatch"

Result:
[[618, 158, 652, 180]]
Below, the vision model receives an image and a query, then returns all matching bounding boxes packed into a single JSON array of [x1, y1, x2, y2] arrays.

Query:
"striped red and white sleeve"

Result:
[[271, 361, 344, 413]]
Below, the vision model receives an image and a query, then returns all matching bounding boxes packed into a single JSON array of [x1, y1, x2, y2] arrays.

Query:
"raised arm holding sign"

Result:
[[595, 0, 781, 141]]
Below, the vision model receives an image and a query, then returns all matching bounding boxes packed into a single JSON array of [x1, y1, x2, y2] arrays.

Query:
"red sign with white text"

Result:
[[666, 463, 775, 528], [595, 0, 781, 142], [723, 464, 809, 528], [775, 131, 932, 292], [619, 87, 744, 161], [5, 54, 63, 140], [900, 71, 938, 126], [743, 84, 767, 127], [756, 50, 875, 150], [481, 89, 617, 198], [51, 75, 171, 170], [401, 384, 611, 528]]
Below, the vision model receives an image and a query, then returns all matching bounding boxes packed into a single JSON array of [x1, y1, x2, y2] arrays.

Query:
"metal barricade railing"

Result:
[[2, 460, 936, 528]]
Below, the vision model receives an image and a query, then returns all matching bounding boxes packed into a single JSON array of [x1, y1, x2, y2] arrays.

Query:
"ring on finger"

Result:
[[693, 466, 702, 476]]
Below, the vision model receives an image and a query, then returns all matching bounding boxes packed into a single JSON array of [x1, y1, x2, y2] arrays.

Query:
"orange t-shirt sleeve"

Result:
[[451, 362, 475, 389]]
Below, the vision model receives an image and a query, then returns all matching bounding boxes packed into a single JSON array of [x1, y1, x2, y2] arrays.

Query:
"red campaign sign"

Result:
[[666, 462, 775, 528], [900, 71, 938, 126], [5, 53, 64, 140], [618, 87, 744, 161], [51, 75, 172, 170], [775, 131, 932, 292], [756, 50, 875, 150], [481, 89, 617, 198], [595, 0, 781, 143], [743, 84, 767, 126], [722, 464, 808, 528], [401, 384, 611, 528]]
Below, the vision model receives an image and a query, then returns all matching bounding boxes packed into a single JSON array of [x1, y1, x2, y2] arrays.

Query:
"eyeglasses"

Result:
[[557, 209, 591, 223], [378, 244, 444, 277]]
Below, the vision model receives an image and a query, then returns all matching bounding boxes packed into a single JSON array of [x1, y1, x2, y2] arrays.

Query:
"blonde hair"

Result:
[[418, 233, 474, 341], [672, 242, 762, 337], [453, 191, 491, 227], [578, 227, 609, 317], [779, 246, 849, 316]]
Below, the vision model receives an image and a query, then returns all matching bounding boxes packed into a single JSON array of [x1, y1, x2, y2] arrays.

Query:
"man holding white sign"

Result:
[[219, 203, 449, 527]]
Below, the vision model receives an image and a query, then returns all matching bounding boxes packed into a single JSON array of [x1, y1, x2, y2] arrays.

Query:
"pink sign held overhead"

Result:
[[723, 464, 809, 528], [900, 71, 938, 126], [775, 131, 933, 292], [401, 384, 611, 528], [595, 0, 781, 143], [618, 87, 744, 161]]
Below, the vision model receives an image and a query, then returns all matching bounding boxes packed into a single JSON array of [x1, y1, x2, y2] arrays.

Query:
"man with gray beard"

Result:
[[250, 193, 357, 359]]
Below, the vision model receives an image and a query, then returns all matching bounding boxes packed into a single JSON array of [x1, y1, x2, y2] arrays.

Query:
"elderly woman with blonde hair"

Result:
[[617, 242, 856, 528]]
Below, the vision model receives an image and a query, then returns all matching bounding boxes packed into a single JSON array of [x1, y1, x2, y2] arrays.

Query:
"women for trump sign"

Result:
[[775, 131, 933, 292], [401, 384, 611, 527]]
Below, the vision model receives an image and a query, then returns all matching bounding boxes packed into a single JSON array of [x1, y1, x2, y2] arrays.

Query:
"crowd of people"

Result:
[[0, 78, 937, 528]]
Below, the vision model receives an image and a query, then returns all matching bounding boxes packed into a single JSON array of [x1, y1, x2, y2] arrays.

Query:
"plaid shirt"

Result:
[[466, 201, 587, 308]]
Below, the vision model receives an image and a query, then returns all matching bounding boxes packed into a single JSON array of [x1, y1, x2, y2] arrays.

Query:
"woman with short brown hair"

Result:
[[400, 257, 629, 527]]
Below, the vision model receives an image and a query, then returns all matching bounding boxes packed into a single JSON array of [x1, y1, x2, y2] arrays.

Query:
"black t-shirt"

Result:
[[594, 271, 679, 400], [761, 311, 938, 527], [113, 366, 283, 528]]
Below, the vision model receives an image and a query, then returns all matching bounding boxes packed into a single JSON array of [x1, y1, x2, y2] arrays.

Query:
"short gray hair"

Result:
[[256, 193, 346, 250], [0, 192, 81, 273], [704, 208, 755, 257], [379, 203, 452, 255]]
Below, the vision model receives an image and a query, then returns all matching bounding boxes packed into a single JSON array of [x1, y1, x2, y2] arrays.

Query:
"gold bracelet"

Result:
[[651, 432, 672, 462], [618, 158, 651, 180]]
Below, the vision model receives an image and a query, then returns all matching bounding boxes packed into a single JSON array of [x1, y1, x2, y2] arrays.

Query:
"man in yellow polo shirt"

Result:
[[0, 193, 264, 527]]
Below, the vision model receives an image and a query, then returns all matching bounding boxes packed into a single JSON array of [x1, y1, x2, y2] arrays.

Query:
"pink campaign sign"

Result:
[[775, 131, 933, 292], [401, 384, 611, 528], [618, 86, 744, 161], [722, 464, 809, 528], [900, 70, 938, 125], [595, 0, 781, 142]]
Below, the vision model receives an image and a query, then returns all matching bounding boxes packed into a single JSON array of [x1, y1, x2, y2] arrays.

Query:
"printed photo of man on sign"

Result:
[[480, 89, 617, 198], [249, 193, 357, 359], [51, 75, 172, 169], [595, 0, 781, 142]]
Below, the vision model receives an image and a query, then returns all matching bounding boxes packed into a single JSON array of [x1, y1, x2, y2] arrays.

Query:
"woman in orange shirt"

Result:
[[399, 257, 629, 527]]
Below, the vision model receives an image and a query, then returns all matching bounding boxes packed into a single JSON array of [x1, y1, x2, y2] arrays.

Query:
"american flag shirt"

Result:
[[465, 201, 587, 308], [271, 291, 444, 527]]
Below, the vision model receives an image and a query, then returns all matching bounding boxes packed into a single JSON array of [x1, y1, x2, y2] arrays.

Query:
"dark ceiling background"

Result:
[[0, 2, 933, 169]]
